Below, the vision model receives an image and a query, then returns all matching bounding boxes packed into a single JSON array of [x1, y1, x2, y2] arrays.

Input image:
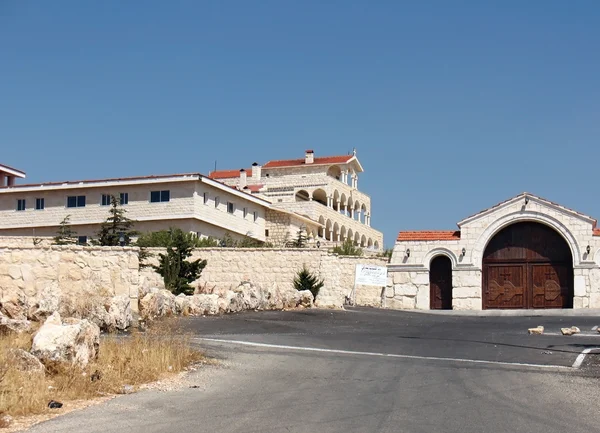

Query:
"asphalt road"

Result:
[[28, 308, 600, 433]]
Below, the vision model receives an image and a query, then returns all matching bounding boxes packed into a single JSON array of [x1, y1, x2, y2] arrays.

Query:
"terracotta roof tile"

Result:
[[593, 228, 600, 236], [263, 155, 353, 168], [209, 169, 251, 179], [397, 231, 461, 242]]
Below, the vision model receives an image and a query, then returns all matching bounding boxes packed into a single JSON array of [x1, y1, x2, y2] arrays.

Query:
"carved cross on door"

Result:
[[499, 271, 512, 281]]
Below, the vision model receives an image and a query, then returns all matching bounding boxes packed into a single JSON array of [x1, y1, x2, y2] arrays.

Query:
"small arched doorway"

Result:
[[482, 222, 573, 309], [430, 256, 453, 310]]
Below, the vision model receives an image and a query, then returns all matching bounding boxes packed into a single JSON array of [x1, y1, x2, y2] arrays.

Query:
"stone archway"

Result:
[[482, 222, 574, 309]]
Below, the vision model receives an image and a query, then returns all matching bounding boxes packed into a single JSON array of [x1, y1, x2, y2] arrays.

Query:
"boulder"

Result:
[[528, 326, 544, 335], [233, 282, 264, 310], [561, 326, 581, 336], [28, 283, 62, 321], [107, 295, 132, 330], [297, 290, 314, 308], [0, 313, 32, 334], [7, 349, 45, 374], [281, 290, 301, 309], [31, 312, 100, 368], [189, 294, 220, 315], [175, 294, 191, 315], [0, 287, 28, 320], [139, 290, 177, 320]]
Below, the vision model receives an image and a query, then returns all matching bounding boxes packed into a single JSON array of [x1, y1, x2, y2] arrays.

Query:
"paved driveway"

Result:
[[28, 308, 600, 433]]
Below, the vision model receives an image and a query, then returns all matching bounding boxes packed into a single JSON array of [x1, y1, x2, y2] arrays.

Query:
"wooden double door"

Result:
[[482, 222, 573, 309]]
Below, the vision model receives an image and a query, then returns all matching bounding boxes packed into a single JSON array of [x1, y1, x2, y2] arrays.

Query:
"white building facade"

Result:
[[388, 193, 600, 310], [210, 149, 384, 250], [0, 172, 291, 245]]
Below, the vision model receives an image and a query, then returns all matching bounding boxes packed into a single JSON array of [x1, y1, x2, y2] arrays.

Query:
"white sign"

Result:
[[355, 264, 388, 287]]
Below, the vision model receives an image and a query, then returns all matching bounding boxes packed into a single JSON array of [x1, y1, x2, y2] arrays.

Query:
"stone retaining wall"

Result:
[[0, 246, 140, 315], [140, 248, 389, 308]]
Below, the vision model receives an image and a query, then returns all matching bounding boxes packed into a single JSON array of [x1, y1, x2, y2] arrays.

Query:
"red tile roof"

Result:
[[263, 155, 353, 168], [209, 169, 251, 179], [594, 228, 600, 236], [397, 231, 461, 241]]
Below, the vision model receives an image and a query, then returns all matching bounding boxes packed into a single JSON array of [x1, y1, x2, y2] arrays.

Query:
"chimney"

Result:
[[239, 169, 247, 189], [251, 162, 261, 180], [305, 149, 314, 164]]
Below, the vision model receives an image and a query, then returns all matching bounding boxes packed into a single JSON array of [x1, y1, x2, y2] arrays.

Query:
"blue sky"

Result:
[[1, 1, 599, 247]]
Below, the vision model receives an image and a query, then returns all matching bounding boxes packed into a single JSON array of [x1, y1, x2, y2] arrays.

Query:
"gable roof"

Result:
[[458, 192, 598, 227], [397, 230, 461, 241], [263, 154, 357, 169], [209, 169, 252, 180]]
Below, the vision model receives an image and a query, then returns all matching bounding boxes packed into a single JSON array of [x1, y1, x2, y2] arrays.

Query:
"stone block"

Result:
[[574, 276, 586, 296], [394, 284, 417, 297]]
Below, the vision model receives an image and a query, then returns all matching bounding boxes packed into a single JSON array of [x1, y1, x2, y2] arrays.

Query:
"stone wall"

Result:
[[0, 246, 140, 317], [140, 248, 388, 308]]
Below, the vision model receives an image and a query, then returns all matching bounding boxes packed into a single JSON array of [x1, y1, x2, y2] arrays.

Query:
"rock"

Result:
[[139, 290, 177, 320], [233, 282, 264, 310], [281, 290, 301, 309], [7, 349, 45, 374], [107, 295, 132, 330], [175, 294, 191, 315], [297, 290, 314, 308], [189, 294, 220, 315], [120, 384, 134, 394], [0, 414, 13, 428], [0, 314, 32, 334], [528, 326, 544, 335], [28, 283, 61, 321], [31, 312, 100, 368], [47, 400, 63, 409], [561, 326, 581, 336], [0, 287, 28, 320]]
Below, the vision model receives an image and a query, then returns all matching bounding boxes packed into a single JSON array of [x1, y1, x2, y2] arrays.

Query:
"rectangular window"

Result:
[[203, 192, 208, 204], [150, 190, 170, 203], [243, 207, 248, 218], [227, 202, 235, 214], [253, 211, 258, 222], [265, 229, 269, 237], [16, 199, 26, 211], [101, 194, 111, 206], [67, 195, 86, 208], [35, 198, 45, 210], [214, 197, 220, 208], [120, 193, 129, 205], [77, 236, 88, 245]]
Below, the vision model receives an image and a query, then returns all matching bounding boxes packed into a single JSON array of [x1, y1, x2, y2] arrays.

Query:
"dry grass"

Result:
[[0, 318, 204, 419]]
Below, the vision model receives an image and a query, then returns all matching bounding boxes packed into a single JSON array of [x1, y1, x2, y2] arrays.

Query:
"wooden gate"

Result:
[[482, 222, 573, 309]]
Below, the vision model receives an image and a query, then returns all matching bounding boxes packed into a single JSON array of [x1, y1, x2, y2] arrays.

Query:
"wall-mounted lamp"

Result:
[[316, 241, 321, 249], [586, 245, 591, 255], [405, 248, 410, 257], [524, 196, 529, 205], [461, 247, 466, 257]]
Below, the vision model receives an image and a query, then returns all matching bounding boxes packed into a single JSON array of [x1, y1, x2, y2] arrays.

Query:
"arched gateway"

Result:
[[482, 222, 574, 309]]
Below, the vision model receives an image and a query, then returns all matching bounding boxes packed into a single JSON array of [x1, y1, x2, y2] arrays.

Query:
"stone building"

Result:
[[209, 149, 384, 250], [388, 193, 600, 310], [0, 169, 320, 246]]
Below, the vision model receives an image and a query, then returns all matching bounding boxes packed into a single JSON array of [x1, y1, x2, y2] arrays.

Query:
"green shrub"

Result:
[[293, 266, 324, 301]]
